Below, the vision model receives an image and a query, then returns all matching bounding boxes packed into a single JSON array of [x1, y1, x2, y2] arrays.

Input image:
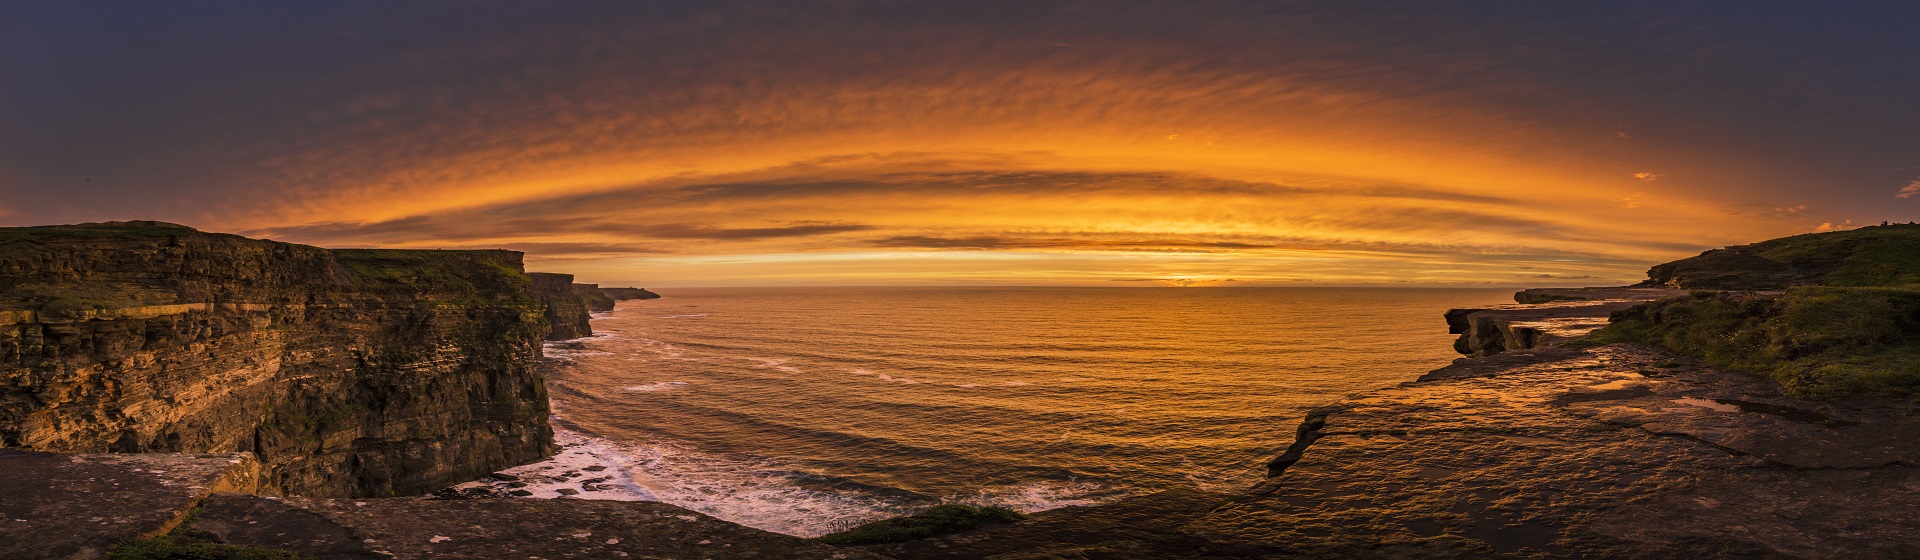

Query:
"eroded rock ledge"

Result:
[[1446, 287, 1684, 357], [853, 290, 1920, 559], [0, 222, 557, 497]]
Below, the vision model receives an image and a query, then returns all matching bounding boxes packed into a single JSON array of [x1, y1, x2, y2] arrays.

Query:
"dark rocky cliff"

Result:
[[530, 273, 593, 340], [570, 283, 617, 312], [0, 222, 556, 497], [598, 287, 661, 300]]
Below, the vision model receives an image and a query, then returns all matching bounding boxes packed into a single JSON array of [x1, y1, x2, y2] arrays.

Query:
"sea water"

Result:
[[489, 287, 1515, 536]]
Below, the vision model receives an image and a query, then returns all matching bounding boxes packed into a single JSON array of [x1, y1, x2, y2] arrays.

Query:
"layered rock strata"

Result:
[[529, 273, 593, 341], [1447, 287, 1683, 357], [0, 222, 555, 497], [569, 283, 617, 312]]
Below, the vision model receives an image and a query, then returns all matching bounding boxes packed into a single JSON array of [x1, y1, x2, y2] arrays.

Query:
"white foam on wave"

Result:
[[542, 347, 614, 360], [621, 381, 690, 393], [477, 427, 921, 537], [961, 479, 1122, 513], [657, 313, 709, 319], [748, 357, 803, 374], [453, 430, 655, 502]]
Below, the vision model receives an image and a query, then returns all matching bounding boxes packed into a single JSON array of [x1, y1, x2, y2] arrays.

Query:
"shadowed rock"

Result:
[[0, 223, 556, 497], [0, 450, 257, 560], [193, 493, 887, 559]]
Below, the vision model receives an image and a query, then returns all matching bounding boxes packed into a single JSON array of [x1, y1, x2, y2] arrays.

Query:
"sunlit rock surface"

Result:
[[0, 222, 556, 497], [1448, 287, 1684, 357]]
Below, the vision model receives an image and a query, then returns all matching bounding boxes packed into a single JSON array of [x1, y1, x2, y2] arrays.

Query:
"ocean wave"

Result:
[[961, 479, 1126, 513], [484, 427, 927, 537], [656, 313, 710, 319], [747, 357, 803, 373], [458, 429, 655, 502], [621, 381, 691, 393]]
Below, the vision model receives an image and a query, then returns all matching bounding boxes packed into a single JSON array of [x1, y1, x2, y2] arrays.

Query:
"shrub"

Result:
[[1595, 287, 1920, 396]]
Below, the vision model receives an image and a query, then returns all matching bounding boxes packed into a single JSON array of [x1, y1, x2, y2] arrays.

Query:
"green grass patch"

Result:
[[1595, 287, 1920, 396], [331, 249, 532, 305], [0, 222, 198, 245], [815, 504, 1028, 546], [105, 536, 314, 560], [1649, 223, 1920, 289]]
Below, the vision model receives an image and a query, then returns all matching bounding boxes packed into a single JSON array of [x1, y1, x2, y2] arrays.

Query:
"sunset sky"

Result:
[[4, 2, 1916, 287]]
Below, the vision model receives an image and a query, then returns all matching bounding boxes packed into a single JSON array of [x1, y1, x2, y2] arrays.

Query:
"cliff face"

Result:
[[530, 273, 592, 341], [570, 283, 617, 312], [1445, 287, 1684, 357], [598, 287, 661, 300], [0, 222, 556, 497]]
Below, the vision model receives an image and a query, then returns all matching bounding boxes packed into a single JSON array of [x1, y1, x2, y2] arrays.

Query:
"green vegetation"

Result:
[[1597, 224, 1920, 397], [332, 249, 533, 304], [815, 504, 1028, 546], [1648, 223, 1920, 289], [0, 283, 175, 313], [105, 536, 313, 560], [1595, 287, 1920, 396], [578, 290, 616, 311], [0, 222, 198, 244]]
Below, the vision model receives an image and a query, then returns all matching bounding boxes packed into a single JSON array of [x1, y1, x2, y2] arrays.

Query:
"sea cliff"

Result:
[[11, 223, 1920, 559], [0, 222, 555, 497]]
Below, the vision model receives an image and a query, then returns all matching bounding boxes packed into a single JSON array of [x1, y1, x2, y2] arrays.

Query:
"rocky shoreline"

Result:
[[21, 285, 1915, 558], [7, 222, 1919, 558], [839, 293, 1920, 559]]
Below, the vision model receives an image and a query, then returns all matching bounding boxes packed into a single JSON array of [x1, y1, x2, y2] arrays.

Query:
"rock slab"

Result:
[[0, 449, 257, 560]]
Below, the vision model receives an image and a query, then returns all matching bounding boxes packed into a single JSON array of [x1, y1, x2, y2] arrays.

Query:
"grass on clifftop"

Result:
[[332, 248, 532, 304], [815, 504, 1028, 546], [1595, 287, 1920, 397], [1743, 225, 1920, 287], [0, 222, 199, 245]]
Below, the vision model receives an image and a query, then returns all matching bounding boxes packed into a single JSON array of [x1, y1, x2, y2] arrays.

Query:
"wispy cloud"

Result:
[[5, 1, 1906, 284]]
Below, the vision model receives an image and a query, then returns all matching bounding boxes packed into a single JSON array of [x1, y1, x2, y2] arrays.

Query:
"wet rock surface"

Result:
[[0, 449, 257, 560], [860, 342, 1919, 559], [1186, 344, 1920, 558], [852, 489, 1265, 559], [194, 493, 886, 559]]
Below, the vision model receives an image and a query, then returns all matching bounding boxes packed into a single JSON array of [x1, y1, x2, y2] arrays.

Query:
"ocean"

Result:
[[479, 287, 1516, 536]]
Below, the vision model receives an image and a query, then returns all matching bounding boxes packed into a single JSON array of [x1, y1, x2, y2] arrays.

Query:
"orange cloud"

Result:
[[8, 3, 1898, 286]]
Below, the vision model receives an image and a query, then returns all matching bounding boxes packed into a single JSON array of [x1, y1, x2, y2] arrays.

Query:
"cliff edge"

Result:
[[0, 222, 557, 497], [843, 227, 1920, 558]]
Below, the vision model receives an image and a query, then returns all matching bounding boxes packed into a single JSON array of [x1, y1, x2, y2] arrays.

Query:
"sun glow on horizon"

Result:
[[5, 2, 1911, 287]]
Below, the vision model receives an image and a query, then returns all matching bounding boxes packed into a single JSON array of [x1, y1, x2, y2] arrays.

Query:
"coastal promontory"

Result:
[[0, 222, 559, 497]]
